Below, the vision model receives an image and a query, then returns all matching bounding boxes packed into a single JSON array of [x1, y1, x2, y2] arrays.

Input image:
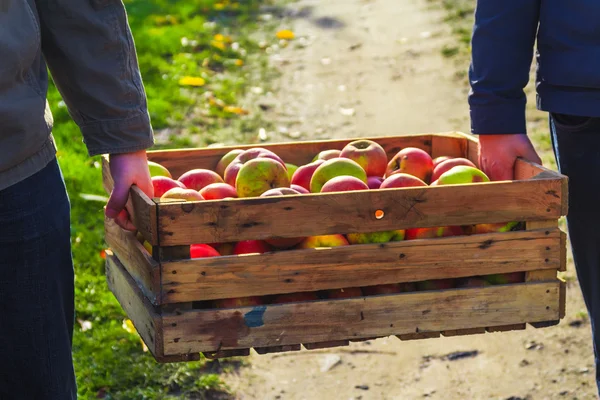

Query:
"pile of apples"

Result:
[[138, 139, 523, 307]]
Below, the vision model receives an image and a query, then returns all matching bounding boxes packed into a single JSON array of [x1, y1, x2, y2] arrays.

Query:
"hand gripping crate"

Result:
[[102, 132, 568, 362]]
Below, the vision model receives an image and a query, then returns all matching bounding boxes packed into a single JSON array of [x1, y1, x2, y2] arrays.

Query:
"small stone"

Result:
[[579, 367, 589, 374], [519, 359, 530, 367], [319, 354, 342, 372], [355, 385, 369, 391]]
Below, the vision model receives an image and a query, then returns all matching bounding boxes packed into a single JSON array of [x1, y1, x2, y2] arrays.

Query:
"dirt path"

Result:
[[224, 0, 598, 398]]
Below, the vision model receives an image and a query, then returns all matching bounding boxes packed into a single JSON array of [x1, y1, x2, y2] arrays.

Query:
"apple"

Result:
[[285, 163, 298, 180], [135, 231, 145, 244], [312, 149, 341, 161], [190, 243, 221, 258], [380, 173, 427, 189], [456, 277, 492, 288], [215, 149, 244, 178], [273, 291, 319, 303], [160, 187, 204, 201], [416, 279, 456, 291], [235, 158, 290, 198], [432, 156, 452, 168], [260, 188, 305, 248], [362, 283, 402, 296], [148, 161, 171, 178], [367, 176, 384, 189], [291, 184, 310, 194], [233, 240, 272, 255], [224, 148, 286, 186], [199, 182, 238, 200], [431, 158, 477, 182], [436, 165, 490, 185], [152, 176, 186, 198], [346, 229, 405, 244], [484, 272, 525, 285], [310, 158, 367, 193], [213, 296, 264, 308], [385, 147, 434, 183], [296, 234, 349, 249], [290, 159, 325, 192], [473, 221, 520, 234], [326, 287, 363, 299], [142, 240, 153, 256], [177, 168, 223, 191], [405, 226, 465, 240], [320, 175, 369, 193], [340, 139, 388, 177]]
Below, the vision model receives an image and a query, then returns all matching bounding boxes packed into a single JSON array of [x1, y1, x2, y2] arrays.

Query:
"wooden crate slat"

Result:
[[161, 282, 561, 354], [156, 177, 565, 246], [161, 228, 561, 303], [397, 332, 440, 341], [303, 341, 349, 350], [146, 134, 434, 179], [486, 324, 526, 333], [104, 216, 161, 304], [442, 328, 486, 337], [431, 134, 468, 159], [105, 252, 162, 358]]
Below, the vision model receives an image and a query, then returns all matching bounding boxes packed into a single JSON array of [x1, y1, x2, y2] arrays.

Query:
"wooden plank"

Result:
[[560, 230, 567, 272], [431, 134, 467, 159], [203, 349, 251, 359], [303, 341, 349, 350], [452, 132, 479, 167], [254, 345, 301, 355], [486, 324, 526, 333], [526, 269, 557, 282], [156, 177, 566, 246], [105, 252, 162, 358], [161, 229, 561, 303], [104, 216, 161, 304], [102, 156, 158, 245], [397, 332, 440, 341], [146, 134, 433, 179], [442, 328, 486, 337], [161, 282, 560, 353]]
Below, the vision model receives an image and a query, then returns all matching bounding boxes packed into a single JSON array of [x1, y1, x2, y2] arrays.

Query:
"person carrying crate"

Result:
[[469, 0, 600, 394], [0, 0, 154, 398]]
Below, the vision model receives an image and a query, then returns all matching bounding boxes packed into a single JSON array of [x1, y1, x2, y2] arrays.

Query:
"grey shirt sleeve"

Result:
[[35, 0, 154, 156]]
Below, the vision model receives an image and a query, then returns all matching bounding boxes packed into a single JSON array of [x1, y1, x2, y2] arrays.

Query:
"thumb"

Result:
[[106, 181, 131, 219]]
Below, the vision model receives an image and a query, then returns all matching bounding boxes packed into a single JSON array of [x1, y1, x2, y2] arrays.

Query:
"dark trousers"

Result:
[[0, 158, 77, 399], [550, 113, 600, 393]]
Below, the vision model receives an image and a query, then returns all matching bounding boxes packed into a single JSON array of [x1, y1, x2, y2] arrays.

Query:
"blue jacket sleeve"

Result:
[[468, 0, 541, 135]]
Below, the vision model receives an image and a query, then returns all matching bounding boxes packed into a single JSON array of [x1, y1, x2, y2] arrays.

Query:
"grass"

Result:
[[47, 0, 287, 398]]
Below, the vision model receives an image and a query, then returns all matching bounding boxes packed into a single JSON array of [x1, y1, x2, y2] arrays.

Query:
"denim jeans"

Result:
[[0, 158, 77, 399], [550, 113, 600, 394]]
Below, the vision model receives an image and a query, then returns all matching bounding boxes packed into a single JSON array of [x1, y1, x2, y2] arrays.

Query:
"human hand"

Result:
[[105, 150, 154, 231], [478, 134, 542, 181]]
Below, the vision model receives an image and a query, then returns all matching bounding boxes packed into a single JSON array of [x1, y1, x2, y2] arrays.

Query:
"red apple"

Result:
[[212, 242, 236, 256], [233, 240, 272, 255], [326, 287, 364, 299], [340, 139, 388, 177], [215, 149, 244, 178], [261, 187, 302, 197], [178, 168, 223, 191], [199, 182, 238, 200], [320, 175, 369, 193], [312, 149, 341, 162], [290, 159, 325, 192], [431, 158, 477, 182], [213, 296, 264, 308], [236, 158, 290, 198], [190, 243, 221, 258], [273, 291, 319, 303], [380, 173, 427, 189], [152, 176, 186, 198], [432, 156, 452, 168], [291, 184, 310, 194], [385, 147, 434, 183], [367, 176, 384, 189], [473, 221, 520, 234], [224, 148, 286, 186], [260, 188, 305, 248], [405, 226, 465, 240], [310, 158, 367, 193], [160, 187, 204, 201], [416, 279, 456, 291], [296, 234, 349, 249]]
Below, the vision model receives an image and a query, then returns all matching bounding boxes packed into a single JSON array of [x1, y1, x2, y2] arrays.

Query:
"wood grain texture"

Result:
[[303, 341, 349, 350], [397, 332, 440, 341], [160, 229, 562, 303], [104, 216, 161, 304], [146, 134, 434, 179], [452, 132, 479, 167], [105, 252, 161, 357], [156, 177, 566, 246], [431, 134, 467, 159], [486, 324, 526, 333], [161, 282, 561, 353], [102, 156, 158, 245], [442, 328, 486, 337]]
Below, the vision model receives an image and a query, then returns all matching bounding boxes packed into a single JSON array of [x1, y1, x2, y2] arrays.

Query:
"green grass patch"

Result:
[[47, 0, 285, 398]]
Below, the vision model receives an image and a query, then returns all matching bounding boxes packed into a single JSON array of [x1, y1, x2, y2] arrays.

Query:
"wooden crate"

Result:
[[102, 132, 568, 362]]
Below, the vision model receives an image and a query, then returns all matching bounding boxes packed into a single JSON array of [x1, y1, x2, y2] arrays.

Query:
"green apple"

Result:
[[236, 157, 290, 198], [346, 230, 405, 244], [309, 158, 367, 193], [148, 161, 171, 178], [285, 163, 298, 180], [436, 165, 490, 185]]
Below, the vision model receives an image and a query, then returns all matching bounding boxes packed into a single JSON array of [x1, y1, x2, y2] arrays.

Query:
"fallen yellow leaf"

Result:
[[276, 29, 295, 40], [224, 106, 249, 115], [211, 40, 226, 51], [178, 76, 206, 87], [122, 319, 137, 334]]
